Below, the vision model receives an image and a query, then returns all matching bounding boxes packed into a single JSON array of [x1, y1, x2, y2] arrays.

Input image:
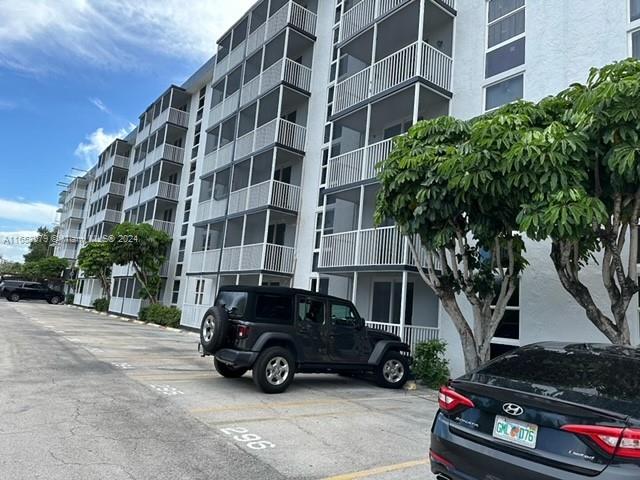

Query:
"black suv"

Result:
[[198, 286, 412, 394], [0, 280, 64, 304]]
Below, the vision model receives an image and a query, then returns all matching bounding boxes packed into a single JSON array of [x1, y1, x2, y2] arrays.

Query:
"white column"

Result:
[[399, 270, 408, 342], [352, 271, 358, 303]]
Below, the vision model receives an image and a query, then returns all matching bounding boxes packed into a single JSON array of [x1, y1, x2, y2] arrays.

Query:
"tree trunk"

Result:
[[439, 292, 482, 372]]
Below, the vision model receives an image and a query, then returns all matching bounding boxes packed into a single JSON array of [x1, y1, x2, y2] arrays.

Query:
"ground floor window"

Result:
[[371, 281, 413, 325]]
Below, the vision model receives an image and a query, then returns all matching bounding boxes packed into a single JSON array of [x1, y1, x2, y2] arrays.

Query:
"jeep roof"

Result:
[[218, 285, 349, 304]]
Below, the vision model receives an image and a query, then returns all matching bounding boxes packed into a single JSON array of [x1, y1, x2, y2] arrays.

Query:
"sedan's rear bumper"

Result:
[[431, 413, 638, 479]]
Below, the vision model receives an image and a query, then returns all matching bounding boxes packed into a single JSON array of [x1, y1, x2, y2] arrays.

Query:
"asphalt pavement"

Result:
[[0, 300, 439, 480]]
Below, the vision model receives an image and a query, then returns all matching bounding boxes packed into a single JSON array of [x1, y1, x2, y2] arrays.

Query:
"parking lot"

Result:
[[0, 301, 438, 479]]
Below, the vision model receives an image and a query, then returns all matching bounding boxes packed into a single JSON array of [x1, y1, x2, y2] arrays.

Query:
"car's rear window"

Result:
[[216, 291, 248, 319], [467, 344, 640, 418], [255, 294, 292, 325]]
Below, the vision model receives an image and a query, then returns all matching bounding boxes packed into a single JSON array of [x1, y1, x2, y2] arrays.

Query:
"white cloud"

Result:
[[74, 124, 135, 167], [0, 99, 16, 110], [0, 0, 256, 74], [0, 231, 38, 262], [0, 199, 58, 226], [89, 97, 110, 114]]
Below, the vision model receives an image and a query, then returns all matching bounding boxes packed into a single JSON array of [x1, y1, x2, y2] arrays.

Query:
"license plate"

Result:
[[493, 415, 538, 449]]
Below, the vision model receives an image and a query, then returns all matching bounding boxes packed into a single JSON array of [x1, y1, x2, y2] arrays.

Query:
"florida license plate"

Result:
[[493, 415, 538, 449]]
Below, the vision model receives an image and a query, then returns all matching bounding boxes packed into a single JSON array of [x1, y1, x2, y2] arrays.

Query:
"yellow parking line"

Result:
[[321, 459, 429, 480]]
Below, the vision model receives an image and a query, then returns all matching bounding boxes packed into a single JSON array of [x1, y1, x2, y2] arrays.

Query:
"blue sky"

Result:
[[0, 0, 254, 260]]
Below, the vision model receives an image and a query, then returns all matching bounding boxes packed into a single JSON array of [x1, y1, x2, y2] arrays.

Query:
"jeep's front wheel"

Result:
[[200, 306, 228, 354], [214, 358, 247, 378], [7, 293, 20, 302], [375, 351, 409, 389], [252, 346, 295, 394]]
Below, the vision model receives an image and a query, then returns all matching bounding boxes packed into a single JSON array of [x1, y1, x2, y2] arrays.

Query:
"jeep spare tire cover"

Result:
[[200, 306, 229, 354]]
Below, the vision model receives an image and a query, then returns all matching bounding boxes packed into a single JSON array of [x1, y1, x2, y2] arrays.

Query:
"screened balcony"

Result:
[[137, 86, 190, 141]]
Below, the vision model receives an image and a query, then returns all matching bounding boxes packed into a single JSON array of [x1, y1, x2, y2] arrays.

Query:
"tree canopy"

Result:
[[77, 242, 113, 300]]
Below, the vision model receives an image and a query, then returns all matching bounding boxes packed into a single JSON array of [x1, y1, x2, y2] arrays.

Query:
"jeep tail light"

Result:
[[237, 325, 250, 339], [561, 425, 640, 459], [438, 386, 474, 411]]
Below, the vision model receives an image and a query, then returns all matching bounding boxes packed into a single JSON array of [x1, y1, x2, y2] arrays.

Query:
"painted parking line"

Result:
[[190, 395, 421, 414], [322, 459, 430, 480], [148, 384, 185, 396]]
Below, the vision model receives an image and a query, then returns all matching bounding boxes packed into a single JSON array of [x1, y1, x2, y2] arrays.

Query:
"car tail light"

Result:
[[561, 425, 640, 459], [438, 386, 475, 411], [429, 449, 454, 469], [237, 325, 250, 339]]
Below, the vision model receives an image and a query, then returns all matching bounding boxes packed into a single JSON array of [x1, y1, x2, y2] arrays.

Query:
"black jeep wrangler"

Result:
[[198, 286, 412, 394]]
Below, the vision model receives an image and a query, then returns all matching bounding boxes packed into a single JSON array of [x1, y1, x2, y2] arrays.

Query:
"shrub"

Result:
[[413, 339, 450, 389], [65, 294, 75, 305], [140, 304, 181, 328], [93, 298, 109, 312]]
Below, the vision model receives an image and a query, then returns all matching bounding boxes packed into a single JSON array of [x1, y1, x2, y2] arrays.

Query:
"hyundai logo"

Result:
[[503, 403, 524, 416]]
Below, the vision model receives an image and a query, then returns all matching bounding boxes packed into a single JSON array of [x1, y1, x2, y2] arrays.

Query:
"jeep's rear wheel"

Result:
[[252, 346, 295, 394], [49, 296, 62, 305], [375, 351, 409, 389], [7, 293, 20, 302], [199, 306, 228, 355], [214, 358, 247, 378]]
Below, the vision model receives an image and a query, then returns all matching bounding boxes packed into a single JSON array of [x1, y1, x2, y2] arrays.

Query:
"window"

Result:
[[485, 74, 523, 110], [633, 30, 640, 59], [632, 0, 640, 21], [194, 279, 205, 305], [485, 37, 525, 78], [330, 302, 358, 327], [488, 0, 524, 23], [488, 8, 524, 48], [297, 298, 325, 324], [255, 295, 292, 324]]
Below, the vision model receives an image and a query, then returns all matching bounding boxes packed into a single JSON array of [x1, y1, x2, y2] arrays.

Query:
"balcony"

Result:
[[150, 107, 190, 132], [139, 181, 180, 203], [241, 58, 312, 107], [246, 1, 318, 56], [235, 118, 306, 160], [94, 209, 122, 224], [60, 207, 84, 221], [319, 226, 437, 270], [202, 142, 234, 175], [149, 219, 175, 236], [220, 243, 295, 274], [208, 91, 240, 129], [112, 154, 130, 170], [228, 180, 301, 215], [215, 41, 247, 81], [341, 0, 453, 43], [196, 198, 227, 223], [148, 143, 186, 166], [365, 321, 439, 354], [333, 41, 452, 115], [189, 249, 222, 273], [326, 137, 394, 190], [95, 182, 127, 199], [67, 184, 87, 200]]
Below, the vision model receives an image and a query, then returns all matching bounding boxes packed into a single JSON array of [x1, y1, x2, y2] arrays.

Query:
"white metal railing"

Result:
[[365, 322, 439, 353], [247, 22, 266, 54], [289, 1, 317, 36], [326, 137, 394, 189], [278, 118, 306, 151], [234, 118, 306, 160], [341, 0, 375, 42], [160, 144, 185, 164], [439, 0, 455, 9], [181, 304, 211, 328], [319, 226, 439, 269], [203, 142, 234, 175], [333, 41, 452, 115], [112, 154, 130, 169], [378, 0, 412, 18], [157, 181, 180, 201], [227, 180, 301, 215], [167, 107, 190, 128], [62, 208, 84, 220], [95, 209, 121, 224], [264, 244, 295, 274], [196, 197, 227, 222], [218, 243, 295, 274], [241, 58, 312, 107], [209, 90, 240, 128], [109, 182, 126, 196], [196, 200, 212, 222], [151, 219, 175, 236]]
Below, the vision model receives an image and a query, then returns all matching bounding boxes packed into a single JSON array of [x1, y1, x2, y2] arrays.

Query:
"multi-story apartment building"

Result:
[[56, 0, 640, 375], [54, 175, 90, 260]]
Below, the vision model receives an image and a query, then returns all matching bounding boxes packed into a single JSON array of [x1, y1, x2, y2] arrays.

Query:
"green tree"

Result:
[[77, 242, 113, 301], [22, 256, 68, 282], [375, 113, 532, 371], [23, 226, 57, 263], [0, 256, 23, 276], [515, 59, 640, 344], [109, 223, 171, 304]]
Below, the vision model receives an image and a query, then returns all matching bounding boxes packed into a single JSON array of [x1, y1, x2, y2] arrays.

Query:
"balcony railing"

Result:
[[181, 304, 212, 328], [209, 90, 240, 129], [157, 181, 180, 201], [113, 154, 130, 170], [150, 219, 175, 236], [333, 41, 452, 115], [196, 198, 227, 223], [234, 118, 306, 160], [319, 226, 437, 269], [240, 58, 312, 107], [227, 180, 301, 215], [326, 137, 394, 189], [94, 208, 122, 224], [188, 249, 222, 273], [246, 1, 318, 56], [220, 243, 295, 274], [148, 143, 185, 165], [202, 142, 234, 175], [215, 40, 247, 81], [366, 321, 439, 353], [151, 107, 190, 132], [61, 208, 85, 221]]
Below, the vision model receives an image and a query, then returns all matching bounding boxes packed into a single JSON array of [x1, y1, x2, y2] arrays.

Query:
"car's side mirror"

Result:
[[356, 317, 365, 330]]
